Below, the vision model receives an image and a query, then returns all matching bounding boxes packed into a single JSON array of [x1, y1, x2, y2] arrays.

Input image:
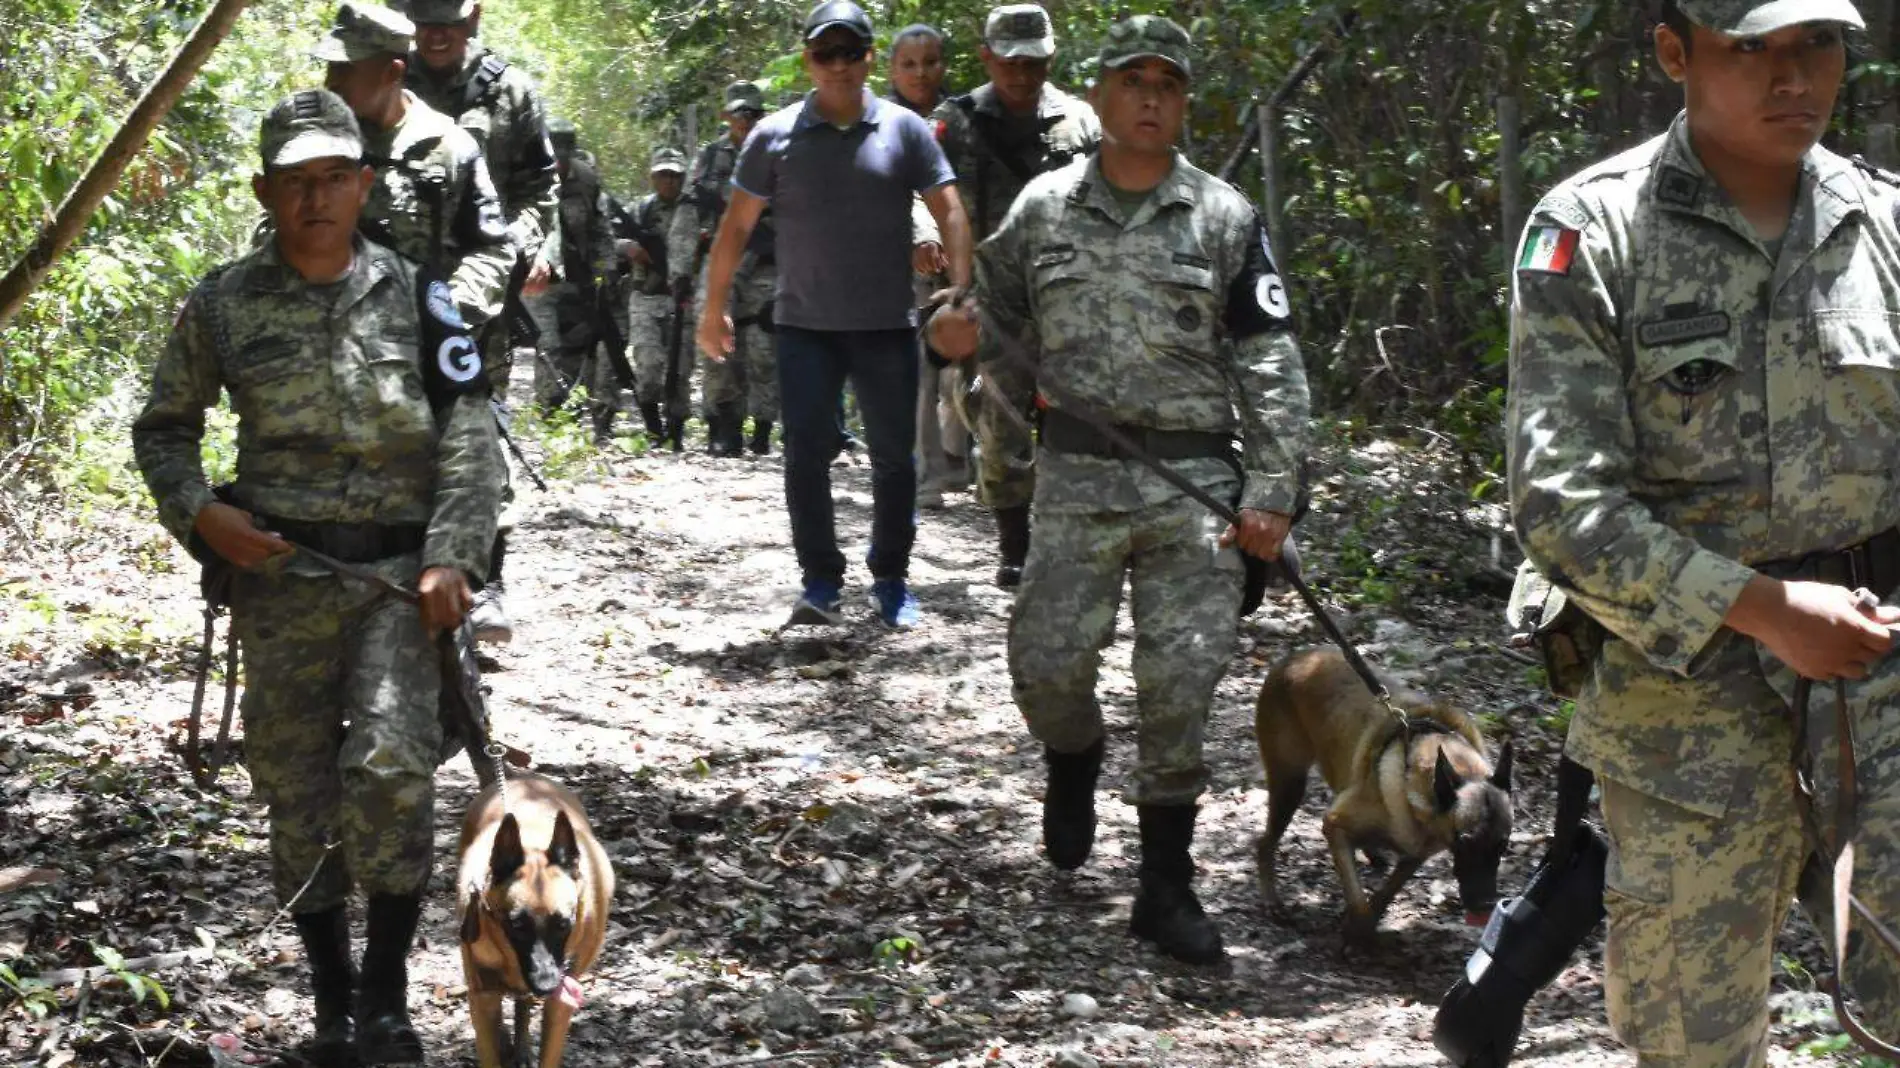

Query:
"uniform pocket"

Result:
[[1135, 261, 1220, 360], [1602, 883, 1689, 1056], [1630, 336, 1751, 484], [1031, 255, 1091, 353], [1814, 309, 1900, 474]]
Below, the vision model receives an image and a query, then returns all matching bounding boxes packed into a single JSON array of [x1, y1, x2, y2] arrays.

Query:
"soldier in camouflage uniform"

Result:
[[314, 2, 512, 324], [930, 16, 1308, 965], [1507, 2, 1900, 1064], [930, 3, 1100, 586], [132, 91, 501, 1067], [398, 0, 558, 645], [667, 80, 779, 456], [532, 120, 618, 420], [625, 146, 691, 444]]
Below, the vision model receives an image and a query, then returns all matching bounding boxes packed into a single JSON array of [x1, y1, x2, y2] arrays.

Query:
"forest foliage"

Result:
[[2, 0, 1896, 495]]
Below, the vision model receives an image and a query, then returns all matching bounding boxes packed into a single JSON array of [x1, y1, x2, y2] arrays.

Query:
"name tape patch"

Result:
[[1637, 311, 1731, 348]]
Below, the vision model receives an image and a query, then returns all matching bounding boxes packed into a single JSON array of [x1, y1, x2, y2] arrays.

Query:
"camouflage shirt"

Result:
[[1508, 112, 1900, 813], [665, 133, 773, 285], [405, 43, 558, 266], [977, 153, 1310, 515], [132, 237, 503, 580], [931, 82, 1101, 240], [358, 92, 512, 326], [540, 153, 614, 288], [627, 191, 682, 295]]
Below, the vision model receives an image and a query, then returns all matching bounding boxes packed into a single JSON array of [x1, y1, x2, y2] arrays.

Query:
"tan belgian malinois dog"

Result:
[[1253, 647, 1514, 943], [458, 772, 613, 1068]]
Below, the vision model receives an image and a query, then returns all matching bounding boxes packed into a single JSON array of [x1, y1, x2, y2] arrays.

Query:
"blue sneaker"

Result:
[[788, 580, 844, 627], [872, 578, 921, 629]]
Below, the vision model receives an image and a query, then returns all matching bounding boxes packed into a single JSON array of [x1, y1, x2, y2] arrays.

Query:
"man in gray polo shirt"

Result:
[[697, 0, 971, 629]]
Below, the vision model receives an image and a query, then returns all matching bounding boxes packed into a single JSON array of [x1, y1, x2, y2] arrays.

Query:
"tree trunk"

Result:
[[0, 0, 254, 330], [1499, 93, 1523, 275], [1260, 102, 1287, 258], [1869, 0, 1898, 167]]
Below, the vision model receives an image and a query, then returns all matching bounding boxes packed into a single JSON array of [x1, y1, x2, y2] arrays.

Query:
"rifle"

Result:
[[663, 288, 688, 450], [592, 281, 637, 392], [489, 398, 550, 492]]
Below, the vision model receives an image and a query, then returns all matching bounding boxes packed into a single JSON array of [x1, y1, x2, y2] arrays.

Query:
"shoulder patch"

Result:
[[1225, 217, 1293, 338], [1517, 225, 1580, 276]]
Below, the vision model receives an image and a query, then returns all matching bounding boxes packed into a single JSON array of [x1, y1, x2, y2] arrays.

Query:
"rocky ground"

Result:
[[0, 406, 1861, 1067]]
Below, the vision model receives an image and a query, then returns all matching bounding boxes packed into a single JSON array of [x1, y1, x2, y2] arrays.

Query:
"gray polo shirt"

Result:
[[733, 89, 955, 331]]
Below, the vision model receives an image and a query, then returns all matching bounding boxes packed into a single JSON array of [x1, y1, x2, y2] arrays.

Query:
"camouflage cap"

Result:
[[1677, 0, 1864, 34], [984, 4, 1055, 60], [312, 2, 414, 62], [394, 0, 475, 26], [1098, 14, 1193, 80], [260, 89, 364, 168], [649, 146, 687, 174], [722, 80, 766, 115]]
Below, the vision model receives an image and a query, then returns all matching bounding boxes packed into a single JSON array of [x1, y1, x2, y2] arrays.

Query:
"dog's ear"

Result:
[[491, 812, 526, 886], [1433, 749, 1461, 812], [1491, 737, 1515, 793], [459, 888, 484, 944], [547, 810, 582, 878]]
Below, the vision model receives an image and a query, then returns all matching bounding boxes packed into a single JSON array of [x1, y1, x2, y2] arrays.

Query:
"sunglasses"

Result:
[[810, 43, 869, 66]]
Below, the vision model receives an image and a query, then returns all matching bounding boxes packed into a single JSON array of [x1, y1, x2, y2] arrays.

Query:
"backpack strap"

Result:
[[460, 53, 509, 115]]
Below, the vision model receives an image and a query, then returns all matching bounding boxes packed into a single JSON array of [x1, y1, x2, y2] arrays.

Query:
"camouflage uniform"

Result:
[[133, 231, 501, 908], [932, 79, 1100, 510], [626, 150, 691, 417], [534, 137, 616, 411], [1507, 103, 1900, 1064], [667, 82, 780, 445], [400, 12, 559, 386], [980, 151, 1309, 804]]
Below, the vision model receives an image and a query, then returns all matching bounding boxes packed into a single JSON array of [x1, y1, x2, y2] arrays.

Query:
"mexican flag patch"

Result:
[[1518, 225, 1579, 275]]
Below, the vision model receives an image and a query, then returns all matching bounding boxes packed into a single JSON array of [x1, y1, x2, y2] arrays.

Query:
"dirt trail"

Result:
[[0, 422, 1852, 1066]]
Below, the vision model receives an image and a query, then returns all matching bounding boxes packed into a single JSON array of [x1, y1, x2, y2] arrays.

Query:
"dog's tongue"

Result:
[[1464, 910, 1492, 928], [558, 975, 585, 1009]]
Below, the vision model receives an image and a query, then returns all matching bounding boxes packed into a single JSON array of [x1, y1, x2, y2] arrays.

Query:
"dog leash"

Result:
[[1791, 665, 1900, 1059], [959, 302, 1415, 734]]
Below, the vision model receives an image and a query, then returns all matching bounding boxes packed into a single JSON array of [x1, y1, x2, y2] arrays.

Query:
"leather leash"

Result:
[[1791, 662, 1900, 1058], [959, 304, 1413, 733]]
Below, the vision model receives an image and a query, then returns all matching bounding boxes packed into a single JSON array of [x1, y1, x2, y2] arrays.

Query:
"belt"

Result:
[[255, 514, 427, 564], [1038, 408, 1234, 462], [1757, 527, 1900, 600]]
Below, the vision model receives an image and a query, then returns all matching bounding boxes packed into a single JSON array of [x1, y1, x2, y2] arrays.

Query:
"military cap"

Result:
[[649, 147, 687, 174], [546, 116, 577, 151], [260, 89, 364, 168], [1098, 14, 1194, 80], [313, 2, 415, 62], [984, 4, 1055, 60], [1677, 0, 1864, 34], [722, 80, 766, 116], [803, 0, 874, 43], [394, 0, 475, 26]]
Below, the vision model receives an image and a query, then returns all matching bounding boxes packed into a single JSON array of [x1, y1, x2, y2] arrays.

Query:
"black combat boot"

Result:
[[703, 409, 725, 455], [355, 894, 424, 1066], [640, 401, 665, 439], [1043, 737, 1104, 870], [292, 908, 355, 1066], [1129, 804, 1226, 964], [591, 403, 615, 447], [710, 403, 744, 457], [666, 414, 685, 453], [748, 419, 774, 456], [993, 504, 1031, 588]]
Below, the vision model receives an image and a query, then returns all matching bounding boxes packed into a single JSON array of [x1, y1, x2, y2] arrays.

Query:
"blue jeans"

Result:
[[776, 325, 920, 586]]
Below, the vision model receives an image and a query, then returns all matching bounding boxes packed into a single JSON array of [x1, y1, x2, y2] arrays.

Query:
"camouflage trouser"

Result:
[[1598, 693, 1900, 1065], [966, 357, 1036, 509], [702, 263, 779, 421], [916, 352, 968, 491], [230, 563, 441, 910], [1008, 486, 1244, 805], [532, 282, 595, 410], [629, 290, 692, 412]]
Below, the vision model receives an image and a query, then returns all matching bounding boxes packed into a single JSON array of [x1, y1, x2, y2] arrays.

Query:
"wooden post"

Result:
[[1498, 93, 1523, 275], [1260, 102, 1287, 257], [0, 0, 253, 329]]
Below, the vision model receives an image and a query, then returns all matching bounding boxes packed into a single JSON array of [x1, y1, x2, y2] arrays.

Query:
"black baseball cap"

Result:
[[804, 0, 873, 43]]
